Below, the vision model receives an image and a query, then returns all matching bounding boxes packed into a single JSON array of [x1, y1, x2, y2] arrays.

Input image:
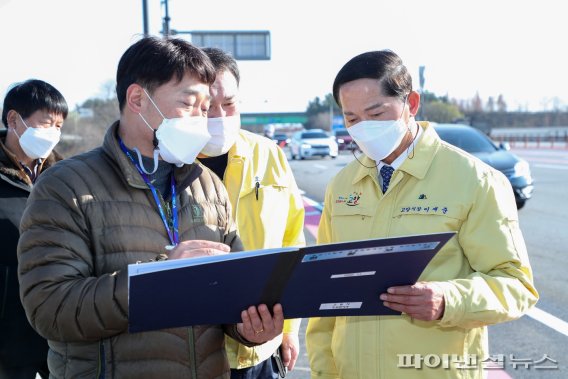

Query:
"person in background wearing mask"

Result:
[[17, 37, 284, 379], [306, 50, 538, 379], [0, 79, 66, 379], [199, 47, 305, 379]]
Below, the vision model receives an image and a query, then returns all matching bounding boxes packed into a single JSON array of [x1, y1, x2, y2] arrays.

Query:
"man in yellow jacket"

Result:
[[200, 47, 305, 378], [306, 50, 538, 379]]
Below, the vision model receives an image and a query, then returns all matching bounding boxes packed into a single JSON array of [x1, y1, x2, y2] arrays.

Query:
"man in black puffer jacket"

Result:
[[0, 79, 68, 379]]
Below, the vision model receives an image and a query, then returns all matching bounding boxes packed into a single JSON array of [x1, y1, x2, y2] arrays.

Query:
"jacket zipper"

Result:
[[1, 266, 8, 319], [188, 327, 197, 378], [97, 340, 106, 379]]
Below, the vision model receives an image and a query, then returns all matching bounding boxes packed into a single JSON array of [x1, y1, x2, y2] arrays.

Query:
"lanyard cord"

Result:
[[118, 137, 179, 247]]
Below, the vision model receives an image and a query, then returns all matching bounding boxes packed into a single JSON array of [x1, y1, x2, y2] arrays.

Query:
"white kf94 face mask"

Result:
[[347, 99, 412, 162], [139, 89, 211, 167], [15, 114, 61, 159], [201, 115, 241, 157]]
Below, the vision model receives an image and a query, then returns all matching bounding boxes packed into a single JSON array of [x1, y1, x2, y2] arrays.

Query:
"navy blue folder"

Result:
[[128, 232, 455, 332]]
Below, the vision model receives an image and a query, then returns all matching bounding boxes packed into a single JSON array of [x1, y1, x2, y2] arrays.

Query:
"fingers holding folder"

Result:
[[168, 240, 231, 259], [237, 304, 284, 344]]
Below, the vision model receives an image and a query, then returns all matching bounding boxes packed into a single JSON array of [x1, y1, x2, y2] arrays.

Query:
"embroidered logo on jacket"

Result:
[[336, 192, 362, 206], [191, 204, 205, 221]]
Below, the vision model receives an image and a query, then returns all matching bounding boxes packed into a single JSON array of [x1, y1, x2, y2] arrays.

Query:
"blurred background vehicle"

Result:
[[332, 128, 357, 152], [289, 129, 338, 160], [263, 124, 275, 139], [273, 133, 291, 148], [433, 123, 534, 209]]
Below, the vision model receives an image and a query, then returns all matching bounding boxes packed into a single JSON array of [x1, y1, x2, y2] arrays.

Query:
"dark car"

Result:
[[433, 123, 534, 209], [273, 133, 291, 148], [332, 128, 356, 151]]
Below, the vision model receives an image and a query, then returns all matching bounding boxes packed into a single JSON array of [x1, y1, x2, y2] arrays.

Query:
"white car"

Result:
[[289, 129, 338, 160]]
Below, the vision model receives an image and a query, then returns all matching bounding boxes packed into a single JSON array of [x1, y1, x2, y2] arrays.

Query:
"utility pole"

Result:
[[418, 65, 426, 120], [161, 0, 171, 38], [329, 101, 334, 131], [142, 0, 149, 36]]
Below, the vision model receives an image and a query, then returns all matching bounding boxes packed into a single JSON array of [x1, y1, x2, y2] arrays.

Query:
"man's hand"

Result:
[[237, 304, 284, 344], [280, 332, 300, 371], [380, 282, 445, 321], [168, 240, 230, 260]]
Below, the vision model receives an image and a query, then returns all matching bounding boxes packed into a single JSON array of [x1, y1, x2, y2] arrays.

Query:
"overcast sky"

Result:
[[1, 0, 567, 113]]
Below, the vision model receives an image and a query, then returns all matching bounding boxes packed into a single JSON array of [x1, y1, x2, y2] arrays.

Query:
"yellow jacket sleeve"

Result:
[[283, 318, 301, 334], [277, 146, 305, 334], [437, 170, 539, 329], [280, 146, 306, 249], [306, 185, 339, 379]]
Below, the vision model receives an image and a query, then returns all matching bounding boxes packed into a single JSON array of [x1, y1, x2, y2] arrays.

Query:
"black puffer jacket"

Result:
[[0, 130, 61, 372], [18, 122, 247, 379]]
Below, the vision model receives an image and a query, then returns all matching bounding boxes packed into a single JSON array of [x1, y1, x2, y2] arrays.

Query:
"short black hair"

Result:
[[116, 36, 216, 111], [2, 79, 68, 128], [202, 47, 240, 86], [332, 50, 412, 107]]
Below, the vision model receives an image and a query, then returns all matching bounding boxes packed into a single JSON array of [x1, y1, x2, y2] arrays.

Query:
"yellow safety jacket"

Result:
[[306, 122, 538, 379], [220, 130, 305, 369]]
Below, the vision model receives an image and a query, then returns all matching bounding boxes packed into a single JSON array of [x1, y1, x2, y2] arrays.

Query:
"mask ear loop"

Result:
[[17, 114, 30, 129], [11, 128, 21, 139], [406, 122, 419, 160], [142, 88, 166, 119], [133, 147, 159, 174], [403, 95, 420, 160], [137, 112, 161, 175], [351, 143, 380, 169], [12, 114, 29, 138], [141, 88, 163, 149]]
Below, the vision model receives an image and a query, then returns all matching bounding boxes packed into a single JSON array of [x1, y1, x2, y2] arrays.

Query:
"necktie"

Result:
[[380, 165, 394, 193]]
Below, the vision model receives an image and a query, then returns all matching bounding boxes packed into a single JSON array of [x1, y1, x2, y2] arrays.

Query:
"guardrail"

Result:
[[493, 134, 568, 149]]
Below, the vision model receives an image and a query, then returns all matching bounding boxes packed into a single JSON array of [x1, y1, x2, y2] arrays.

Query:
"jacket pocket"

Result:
[[330, 206, 376, 241], [331, 206, 374, 217], [256, 184, 288, 201], [239, 183, 290, 212], [237, 183, 291, 248]]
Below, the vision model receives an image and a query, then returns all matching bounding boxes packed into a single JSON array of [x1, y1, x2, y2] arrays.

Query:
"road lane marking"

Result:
[[302, 195, 323, 211], [512, 149, 568, 156], [305, 210, 322, 217], [313, 164, 327, 170], [292, 365, 511, 378], [534, 163, 568, 170], [291, 366, 311, 372], [526, 307, 568, 337]]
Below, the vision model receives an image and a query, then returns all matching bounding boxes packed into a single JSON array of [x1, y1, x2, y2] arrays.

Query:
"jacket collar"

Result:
[[0, 129, 62, 188], [398, 121, 441, 180], [225, 130, 253, 199], [351, 121, 441, 185], [227, 130, 252, 161], [102, 121, 203, 192], [351, 154, 379, 185]]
